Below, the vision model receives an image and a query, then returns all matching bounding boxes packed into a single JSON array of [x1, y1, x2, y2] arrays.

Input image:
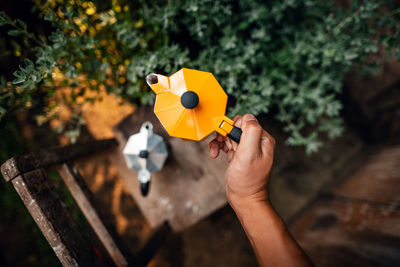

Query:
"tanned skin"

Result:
[[209, 114, 313, 267]]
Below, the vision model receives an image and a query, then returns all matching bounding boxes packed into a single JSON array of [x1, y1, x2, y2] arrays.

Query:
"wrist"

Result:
[[228, 191, 286, 241], [228, 192, 285, 242], [227, 189, 270, 212]]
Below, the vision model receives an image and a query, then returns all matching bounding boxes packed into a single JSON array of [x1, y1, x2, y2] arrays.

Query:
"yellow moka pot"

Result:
[[146, 68, 241, 143]]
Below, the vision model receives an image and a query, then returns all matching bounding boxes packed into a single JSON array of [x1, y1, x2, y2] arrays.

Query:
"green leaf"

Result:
[[43, 9, 56, 22], [7, 29, 22, 37], [24, 58, 34, 67], [12, 76, 25, 84], [0, 105, 6, 119], [0, 11, 11, 26], [306, 141, 322, 155], [16, 19, 27, 30], [1, 0, 399, 155]]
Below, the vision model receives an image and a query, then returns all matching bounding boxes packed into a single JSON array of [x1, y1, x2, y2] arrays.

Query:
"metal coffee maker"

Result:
[[122, 121, 168, 196]]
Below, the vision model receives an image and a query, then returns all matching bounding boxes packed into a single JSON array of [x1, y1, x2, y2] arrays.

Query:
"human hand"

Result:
[[209, 114, 276, 207], [209, 118, 312, 267]]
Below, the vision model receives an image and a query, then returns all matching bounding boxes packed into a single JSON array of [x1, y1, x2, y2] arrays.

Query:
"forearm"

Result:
[[230, 197, 312, 267]]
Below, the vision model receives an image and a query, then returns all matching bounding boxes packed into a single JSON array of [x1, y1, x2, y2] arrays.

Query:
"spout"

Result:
[[146, 74, 158, 85], [145, 73, 170, 95], [140, 121, 153, 137]]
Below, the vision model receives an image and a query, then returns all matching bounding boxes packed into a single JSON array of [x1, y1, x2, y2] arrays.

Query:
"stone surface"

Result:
[[291, 198, 400, 267], [344, 61, 400, 143], [111, 106, 228, 232], [260, 115, 365, 221], [333, 146, 400, 206], [291, 145, 400, 266]]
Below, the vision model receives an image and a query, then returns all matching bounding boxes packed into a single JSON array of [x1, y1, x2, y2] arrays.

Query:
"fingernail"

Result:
[[243, 114, 257, 122], [210, 147, 217, 158], [234, 117, 243, 127], [225, 140, 232, 150]]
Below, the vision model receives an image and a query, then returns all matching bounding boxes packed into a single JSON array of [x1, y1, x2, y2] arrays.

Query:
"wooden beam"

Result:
[[133, 222, 170, 267], [58, 162, 130, 267], [1, 138, 118, 182], [10, 169, 102, 266]]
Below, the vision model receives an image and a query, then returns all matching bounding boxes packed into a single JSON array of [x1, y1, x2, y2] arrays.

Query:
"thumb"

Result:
[[236, 114, 262, 158]]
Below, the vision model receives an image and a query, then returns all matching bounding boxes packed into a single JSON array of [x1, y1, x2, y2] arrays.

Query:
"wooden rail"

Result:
[[1, 138, 169, 266], [1, 138, 117, 182]]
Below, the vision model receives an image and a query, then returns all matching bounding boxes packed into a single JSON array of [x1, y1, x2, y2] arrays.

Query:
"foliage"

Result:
[[0, 120, 89, 266], [1, 0, 400, 153], [0, 120, 60, 266]]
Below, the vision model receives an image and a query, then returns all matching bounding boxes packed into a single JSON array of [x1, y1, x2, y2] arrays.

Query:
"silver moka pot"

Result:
[[122, 121, 168, 196]]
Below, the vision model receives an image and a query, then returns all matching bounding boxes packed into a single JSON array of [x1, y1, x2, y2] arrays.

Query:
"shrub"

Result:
[[1, 0, 400, 153]]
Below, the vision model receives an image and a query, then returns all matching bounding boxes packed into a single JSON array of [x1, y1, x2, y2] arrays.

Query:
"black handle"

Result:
[[140, 181, 150, 196], [227, 126, 242, 143]]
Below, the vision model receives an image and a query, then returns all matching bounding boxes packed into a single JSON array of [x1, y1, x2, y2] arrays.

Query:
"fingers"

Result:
[[209, 139, 220, 158], [233, 115, 242, 125], [261, 130, 276, 157], [217, 132, 224, 142], [211, 114, 276, 162], [227, 150, 235, 162], [222, 142, 229, 153], [224, 135, 233, 151], [209, 134, 230, 158], [236, 114, 263, 158]]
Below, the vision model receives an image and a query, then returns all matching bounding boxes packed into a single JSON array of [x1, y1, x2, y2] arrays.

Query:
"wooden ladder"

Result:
[[1, 138, 169, 267]]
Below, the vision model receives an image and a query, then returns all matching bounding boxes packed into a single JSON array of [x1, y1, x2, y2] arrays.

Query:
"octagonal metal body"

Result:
[[122, 121, 168, 183]]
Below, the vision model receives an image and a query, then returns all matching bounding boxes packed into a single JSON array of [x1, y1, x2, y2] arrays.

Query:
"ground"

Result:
[[1, 70, 399, 266], [70, 91, 369, 267]]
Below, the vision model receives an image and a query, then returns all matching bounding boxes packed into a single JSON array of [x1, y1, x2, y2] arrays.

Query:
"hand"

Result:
[[210, 118, 312, 267], [209, 114, 276, 206]]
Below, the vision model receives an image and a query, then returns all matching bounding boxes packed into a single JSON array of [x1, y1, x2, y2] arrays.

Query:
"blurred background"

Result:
[[0, 0, 399, 266]]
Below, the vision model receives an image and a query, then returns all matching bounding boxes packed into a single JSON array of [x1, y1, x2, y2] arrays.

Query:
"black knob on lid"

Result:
[[139, 150, 149, 158], [181, 91, 199, 109]]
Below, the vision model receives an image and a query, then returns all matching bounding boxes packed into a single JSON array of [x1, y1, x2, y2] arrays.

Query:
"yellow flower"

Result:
[[118, 65, 125, 73], [89, 27, 96, 36], [79, 24, 88, 32], [57, 9, 64, 18], [114, 5, 121, 13], [73, 17, 82, 25], [109, 17, 117, 24], [134, 19, 143, 28], [123, 5, 129, 12], [119, 76, 126, 84], [86, 7, 96, 15]]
